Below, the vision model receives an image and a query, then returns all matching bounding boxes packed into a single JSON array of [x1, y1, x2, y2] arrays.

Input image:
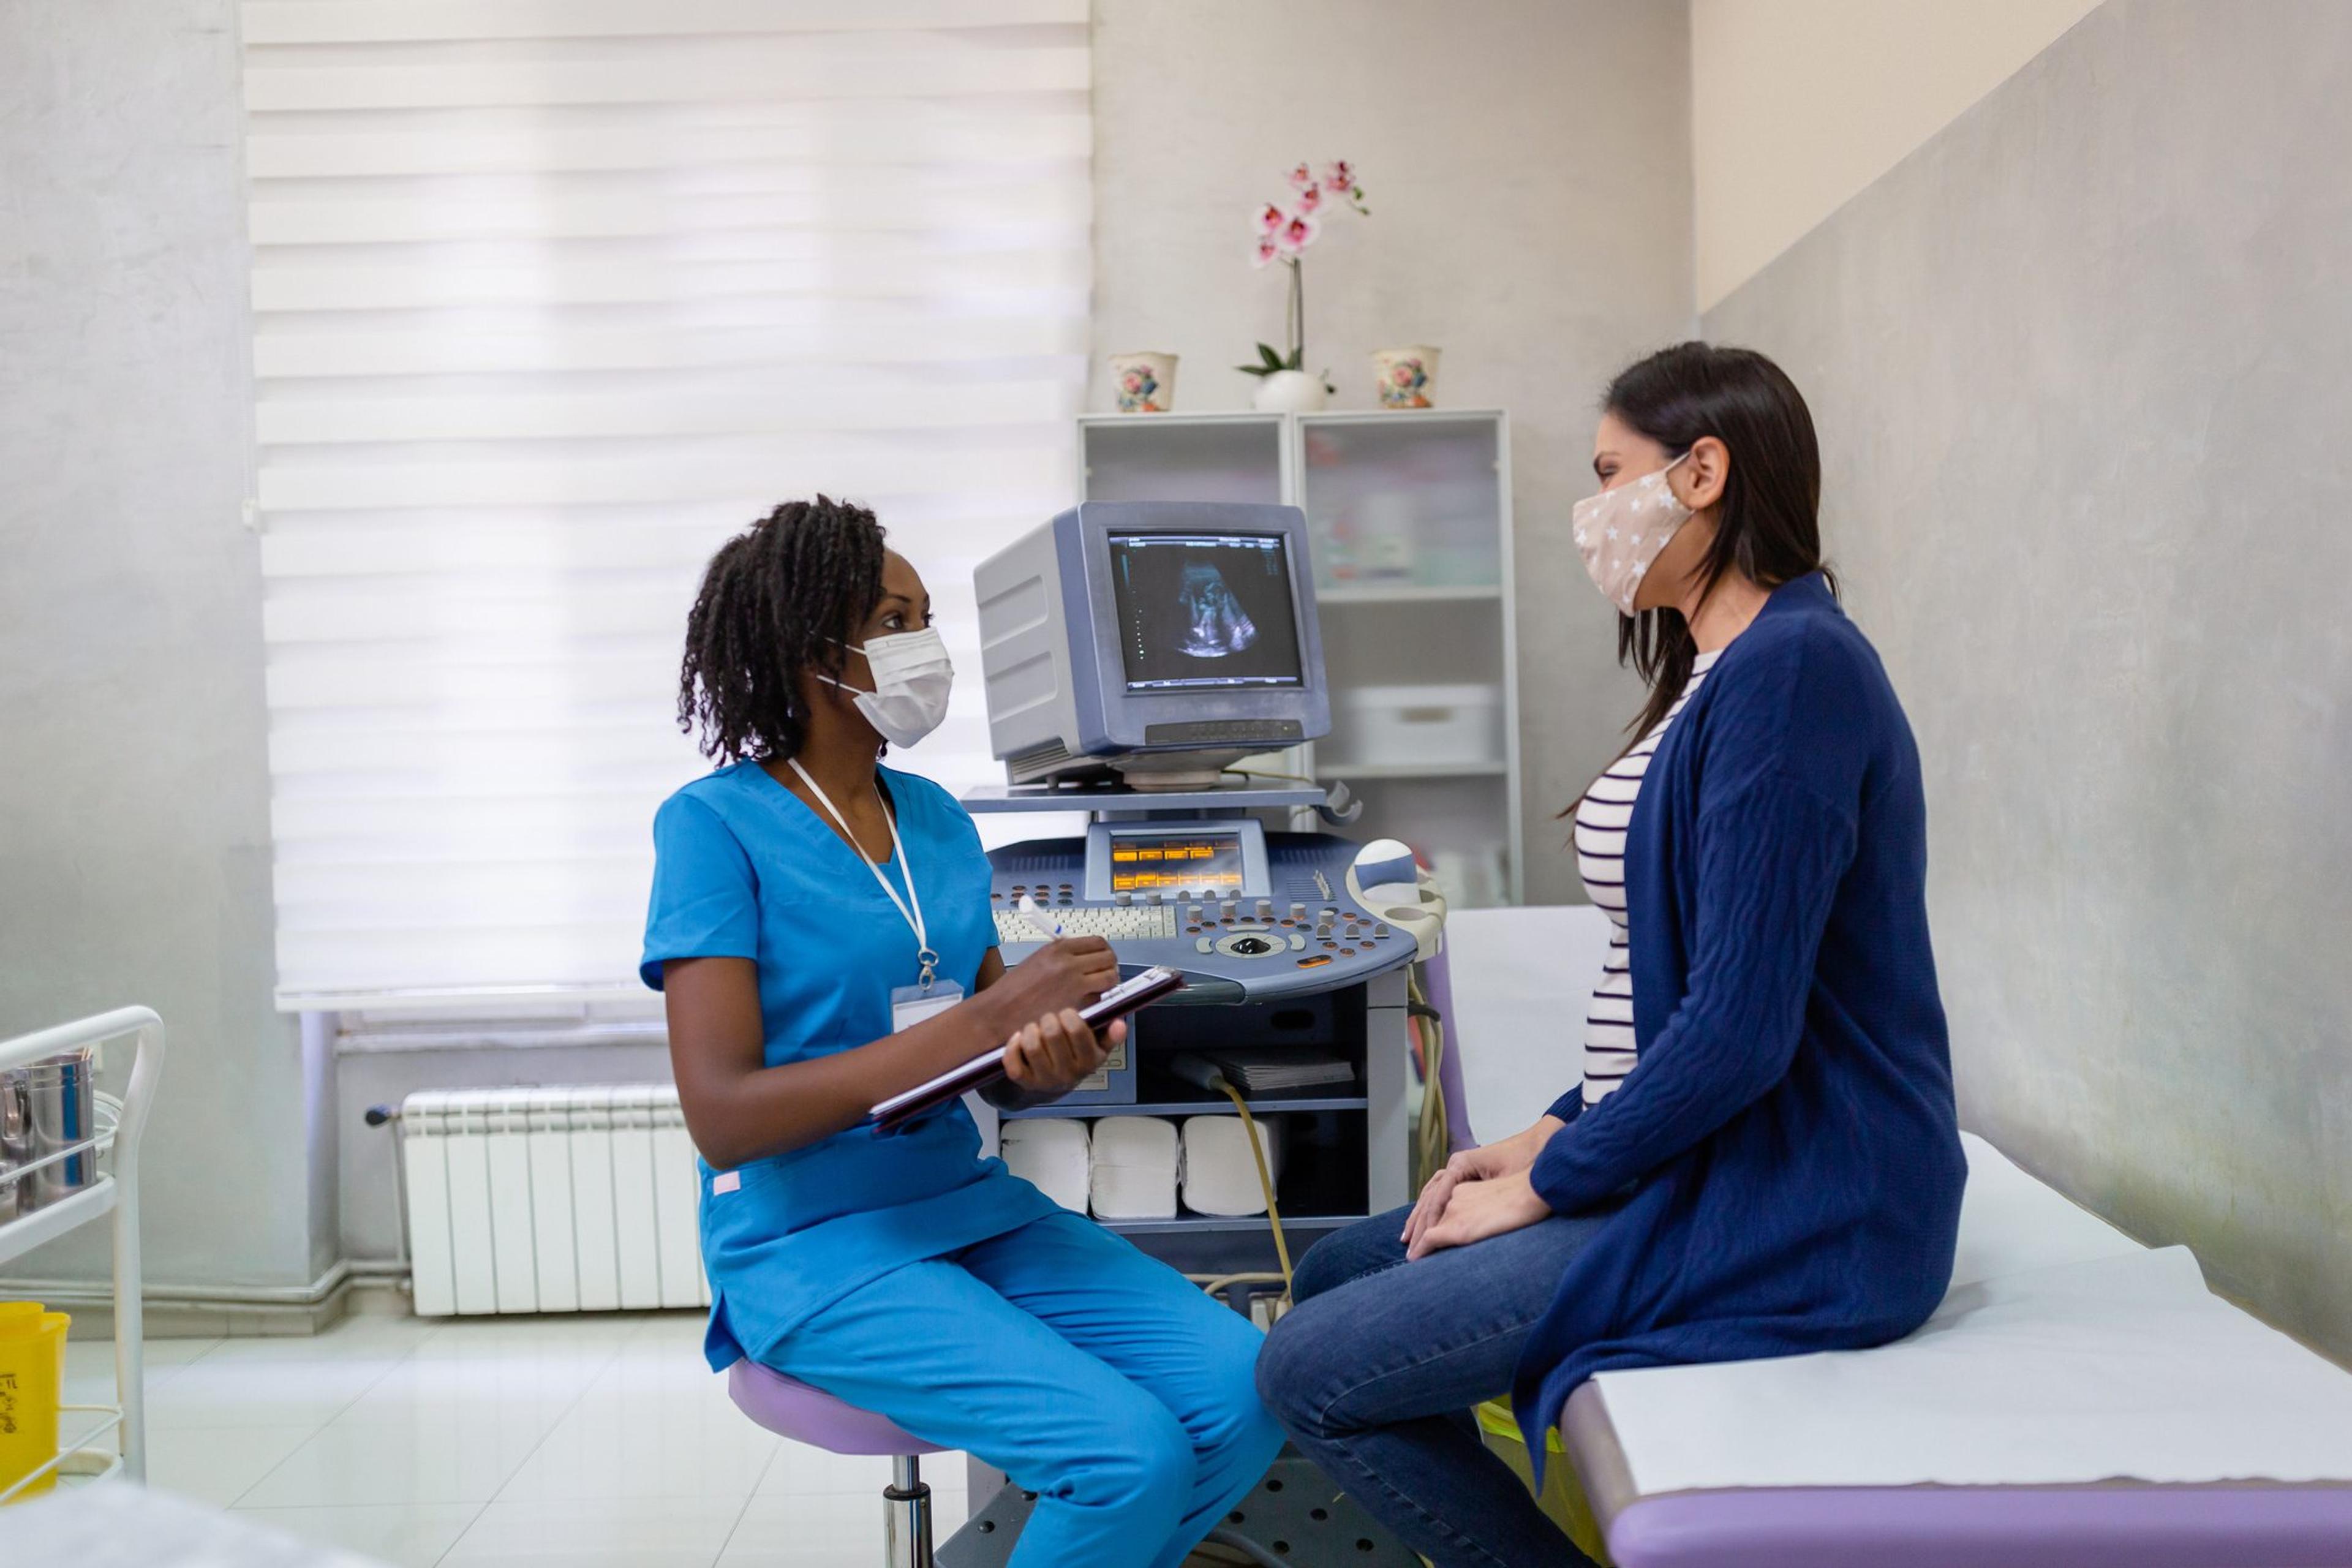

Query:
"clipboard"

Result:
[[869, 965, 1187, 1134]]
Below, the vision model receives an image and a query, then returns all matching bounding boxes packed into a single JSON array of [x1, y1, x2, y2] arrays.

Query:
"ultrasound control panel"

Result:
[[987, 818, 1412, 1003]]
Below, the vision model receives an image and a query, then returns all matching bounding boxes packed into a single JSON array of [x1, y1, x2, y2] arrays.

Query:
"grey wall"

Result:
[[1090, 0, 1693, 902], [1705, 0, 2352, 1360], [1, 0, 331, 1294]]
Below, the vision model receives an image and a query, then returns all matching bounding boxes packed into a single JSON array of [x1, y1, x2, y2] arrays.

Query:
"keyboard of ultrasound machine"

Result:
[[984, 834, 1413, 1001], [993, 906, 1183, 943]]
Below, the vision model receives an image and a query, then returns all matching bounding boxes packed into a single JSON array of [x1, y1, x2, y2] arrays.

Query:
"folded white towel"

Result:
[[1088, 1116, 1181, 1220], [1000, 1118, 1091, 1215], [1181, 1115, 1286, 1216]]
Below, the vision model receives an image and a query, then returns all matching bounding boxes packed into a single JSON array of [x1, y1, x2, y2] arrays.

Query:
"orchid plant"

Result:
[[1240, 160, 1370, 388]]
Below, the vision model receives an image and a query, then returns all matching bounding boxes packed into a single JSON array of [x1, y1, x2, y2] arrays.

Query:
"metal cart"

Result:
[[0, 1006, 166, 1497]]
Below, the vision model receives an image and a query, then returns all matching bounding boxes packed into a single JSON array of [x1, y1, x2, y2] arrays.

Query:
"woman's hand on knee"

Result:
[[1406, 1170, 1551, 1261], [1401, 1116, 1568, 1250], [1400, 1164, 1462, 1250], [1400, 1147, 1499, 1249], [1003, 1009, 1122, 1096]]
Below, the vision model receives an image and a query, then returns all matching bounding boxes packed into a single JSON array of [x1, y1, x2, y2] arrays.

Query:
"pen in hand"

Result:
[[1017, 892, 1065, 941]]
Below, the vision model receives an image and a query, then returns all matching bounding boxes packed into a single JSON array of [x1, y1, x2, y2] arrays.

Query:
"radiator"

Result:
[[397, 1085, 709, 1317]]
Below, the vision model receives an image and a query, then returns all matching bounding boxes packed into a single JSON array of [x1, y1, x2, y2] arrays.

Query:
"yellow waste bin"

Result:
[[1475, 1399, 1612, 1566], [0, 1301, 69, 1502]]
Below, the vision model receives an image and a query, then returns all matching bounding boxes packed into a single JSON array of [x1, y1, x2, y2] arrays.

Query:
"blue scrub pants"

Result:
[[772, 1208, 1285, 1568]]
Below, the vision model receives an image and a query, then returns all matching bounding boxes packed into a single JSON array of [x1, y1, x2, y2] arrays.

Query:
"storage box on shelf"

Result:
[[1077, 409, 1522, 904]]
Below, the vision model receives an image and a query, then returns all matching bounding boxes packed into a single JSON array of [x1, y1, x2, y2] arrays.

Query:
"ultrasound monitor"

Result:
[[976, 502, 1329, 787], [1109, 530, 1304, 692]]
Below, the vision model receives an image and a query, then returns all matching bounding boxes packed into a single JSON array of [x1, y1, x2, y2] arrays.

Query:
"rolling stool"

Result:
[[729, 1360, 1404, 1568], [727, 1359, 943, 1568]]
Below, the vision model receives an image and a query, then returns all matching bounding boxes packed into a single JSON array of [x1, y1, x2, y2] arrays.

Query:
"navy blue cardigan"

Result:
[[1514, 573, 1965, 1455]]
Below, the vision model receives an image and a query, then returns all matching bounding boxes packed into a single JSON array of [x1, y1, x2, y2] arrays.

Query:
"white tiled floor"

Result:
[[65, 1311, 969, 1567]]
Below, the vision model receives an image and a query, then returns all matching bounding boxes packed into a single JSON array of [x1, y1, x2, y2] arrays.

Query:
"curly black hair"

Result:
[[676, 496, 888, 763]]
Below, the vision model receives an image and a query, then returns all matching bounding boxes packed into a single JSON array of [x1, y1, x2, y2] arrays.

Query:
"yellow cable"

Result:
[[1208, 1074, 1293, 1299], [1408, 963, 1452, 1189]]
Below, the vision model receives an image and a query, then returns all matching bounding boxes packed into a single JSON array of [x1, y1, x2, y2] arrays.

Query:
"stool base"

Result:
[[936, 1452, 1417, 1567], [884, 1455, 935, 1568]]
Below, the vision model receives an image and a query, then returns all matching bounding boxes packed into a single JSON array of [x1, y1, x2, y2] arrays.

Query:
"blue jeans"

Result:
[[1255, 1203, 1615, 1568]]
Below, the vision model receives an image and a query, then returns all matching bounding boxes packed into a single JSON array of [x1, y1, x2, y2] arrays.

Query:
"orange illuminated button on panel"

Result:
[[1295, 954, 1334, 968]]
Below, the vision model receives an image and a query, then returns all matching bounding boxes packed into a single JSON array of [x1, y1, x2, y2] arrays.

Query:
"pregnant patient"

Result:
[[1255, 342, 1966, 1568]]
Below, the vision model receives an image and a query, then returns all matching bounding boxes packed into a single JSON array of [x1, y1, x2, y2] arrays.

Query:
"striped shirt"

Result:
[[1572, 649, 1721, 1107]]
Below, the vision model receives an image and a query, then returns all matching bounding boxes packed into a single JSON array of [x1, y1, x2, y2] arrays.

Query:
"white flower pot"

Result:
[[1251, 369, 1328, 413]]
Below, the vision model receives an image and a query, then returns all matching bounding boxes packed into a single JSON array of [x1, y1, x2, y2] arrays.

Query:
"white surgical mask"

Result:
[[1571, 452, 1692, 616], [825, 627, 953, 749]]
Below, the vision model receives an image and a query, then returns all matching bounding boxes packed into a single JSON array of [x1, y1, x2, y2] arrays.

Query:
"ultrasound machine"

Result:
[[952, 501, 1429, 1564], [971, 502, 1423, 1232]]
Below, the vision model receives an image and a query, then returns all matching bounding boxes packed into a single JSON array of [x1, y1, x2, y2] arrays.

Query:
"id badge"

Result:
[[890, 979, 964, 1035]]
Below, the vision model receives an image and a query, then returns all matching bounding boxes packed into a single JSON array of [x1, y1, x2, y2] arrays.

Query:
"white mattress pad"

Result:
[[1591, 1136, 2352, 1493]]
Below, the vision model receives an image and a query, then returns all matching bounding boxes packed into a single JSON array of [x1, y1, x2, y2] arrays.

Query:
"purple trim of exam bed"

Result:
[[1606, 1485, 2352, 1568]]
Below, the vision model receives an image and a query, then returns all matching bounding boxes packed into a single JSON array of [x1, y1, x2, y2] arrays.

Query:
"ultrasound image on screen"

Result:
[[1108, 533, 1304, 690]]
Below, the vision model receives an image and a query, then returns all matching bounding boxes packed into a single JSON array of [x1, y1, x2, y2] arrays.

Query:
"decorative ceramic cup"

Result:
[[1109, 352, 1178, 413], [1373, 345, 1439, 409]]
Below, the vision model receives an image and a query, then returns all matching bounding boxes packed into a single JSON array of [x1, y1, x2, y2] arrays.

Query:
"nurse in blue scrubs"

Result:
[[643, 496, 1283, 1568]]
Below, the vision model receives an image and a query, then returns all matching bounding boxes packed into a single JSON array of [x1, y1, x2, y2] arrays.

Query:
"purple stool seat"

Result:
[[728, 1360, 945, 1565], [726, 1359, 944, 1457]]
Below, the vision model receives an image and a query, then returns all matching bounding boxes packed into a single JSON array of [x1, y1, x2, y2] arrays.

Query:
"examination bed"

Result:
[[1442, 909, 2352, 1568]]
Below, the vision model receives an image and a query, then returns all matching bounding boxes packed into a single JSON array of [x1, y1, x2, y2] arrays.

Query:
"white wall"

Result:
[[0, 0, 330, 1296], [1691, 0, 2103, 308], [1705, 0, 2352, 1363], [1091, 0, 1695, 904]]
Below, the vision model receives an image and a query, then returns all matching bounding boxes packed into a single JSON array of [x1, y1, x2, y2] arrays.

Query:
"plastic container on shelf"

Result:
[[0, 1302, 69, 1502], [1349, 492, 1420, 581], [1333, 684, 1504, 767], [1476, 1399, 1610, 1563]]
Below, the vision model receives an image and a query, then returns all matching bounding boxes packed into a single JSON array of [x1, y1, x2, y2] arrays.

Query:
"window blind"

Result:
[[246, 0, 1091, 1009]]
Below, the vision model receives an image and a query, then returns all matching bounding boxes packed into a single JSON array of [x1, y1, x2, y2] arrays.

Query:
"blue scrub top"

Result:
[[640, 760, 1056, 1370]]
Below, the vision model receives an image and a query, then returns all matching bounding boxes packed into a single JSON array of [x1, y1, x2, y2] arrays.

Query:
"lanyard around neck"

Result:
[[785, 758, 940, 989]]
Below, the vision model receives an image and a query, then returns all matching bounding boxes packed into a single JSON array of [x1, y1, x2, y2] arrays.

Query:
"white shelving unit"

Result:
[[0, 1008, 165, 1499], [1079, 409, 1523, 905]]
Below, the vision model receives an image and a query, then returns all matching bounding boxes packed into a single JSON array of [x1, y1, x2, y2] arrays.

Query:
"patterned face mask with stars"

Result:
[[1571, 450, 1692, 616]]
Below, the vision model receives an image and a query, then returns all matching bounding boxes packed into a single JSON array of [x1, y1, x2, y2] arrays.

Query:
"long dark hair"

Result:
[[1604, 342, 1830, 739], [676, 496, 886, 763]]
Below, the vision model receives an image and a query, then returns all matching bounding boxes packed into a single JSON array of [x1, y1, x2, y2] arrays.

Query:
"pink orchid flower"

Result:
[[1252, 235, 1282, 268], [1256, 202, 1286, 235], [1287, 162, 1315, 190], [1294, 183, 1324, 216], [1323, 160, 1354, 194], [1275, 212, 1319, 253]]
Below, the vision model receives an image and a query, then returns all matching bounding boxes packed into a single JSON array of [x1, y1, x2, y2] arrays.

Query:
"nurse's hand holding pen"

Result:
[[989, 933, 1119, 1017]]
